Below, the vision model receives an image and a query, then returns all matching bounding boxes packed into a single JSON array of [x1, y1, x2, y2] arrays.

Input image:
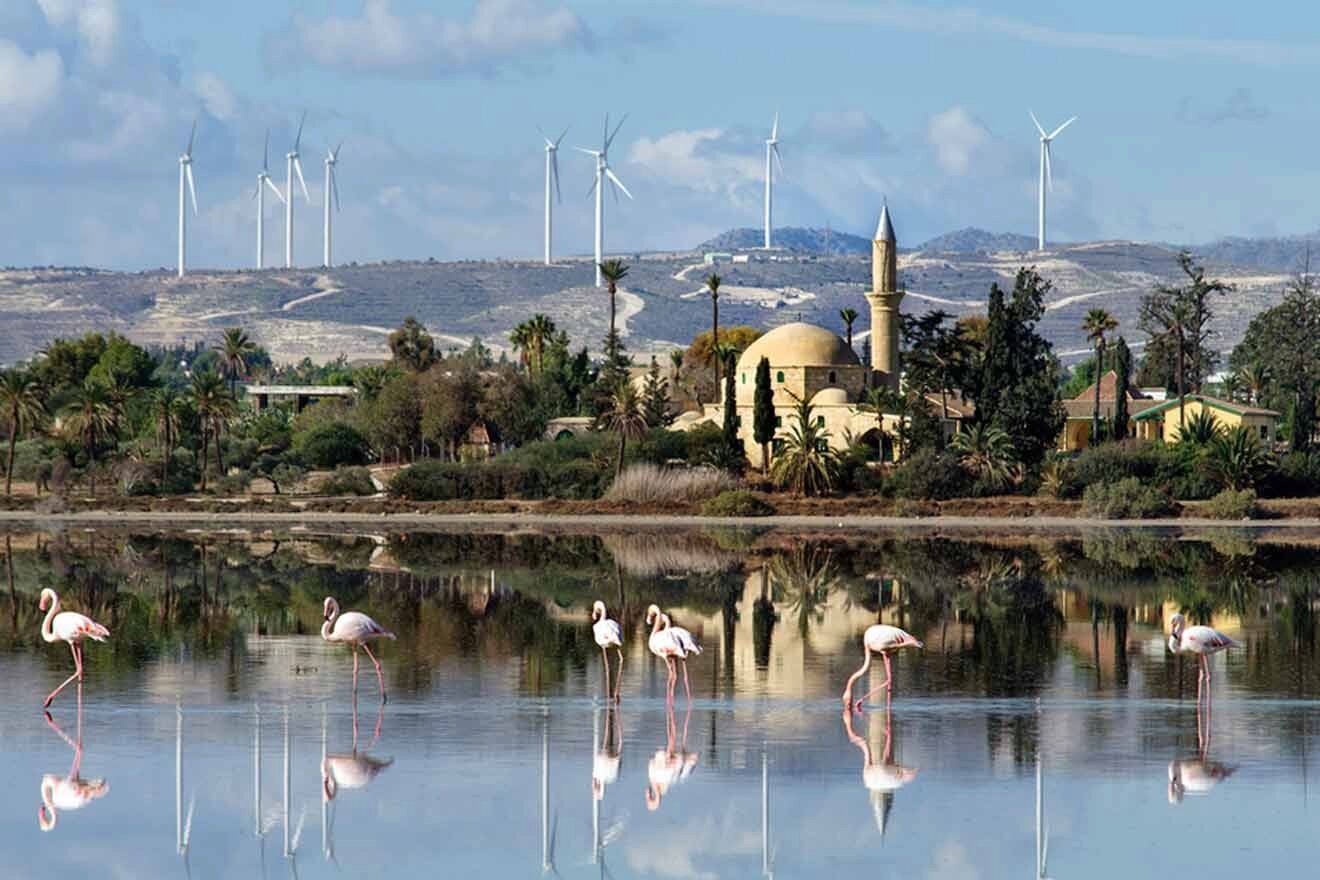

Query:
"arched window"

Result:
[[828, 370, 837, 384], [776, 370, 785, 383]]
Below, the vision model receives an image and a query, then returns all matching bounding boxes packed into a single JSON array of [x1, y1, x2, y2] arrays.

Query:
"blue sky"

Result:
[[2, 0, 1319, 269]]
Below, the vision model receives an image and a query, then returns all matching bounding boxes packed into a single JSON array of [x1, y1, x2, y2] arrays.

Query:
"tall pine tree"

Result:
[[1113, 336, 1132, 440], [752, 356, 776, 475], [717, 349, 746, 475], [641, 356, 672, 428]]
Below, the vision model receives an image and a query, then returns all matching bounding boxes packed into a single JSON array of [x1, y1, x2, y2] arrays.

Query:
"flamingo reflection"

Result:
[[841, 698, 917, 838], [646, 699, 699, 812], [38, 685, 108, 832], [322, 697, 392, 864], [1168, 697, 1235, 804], [591, 704, 626, 878]]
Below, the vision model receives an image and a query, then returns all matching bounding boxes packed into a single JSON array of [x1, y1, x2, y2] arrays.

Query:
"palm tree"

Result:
[[1239, 362, 1269, 406], [705, 272, 722, 391], [526, 313, 557, 376], [601, 378, 648, 479], [1208, 424, 1274, 490], [509, 321, 533, 371], [950, 422, 1019, 492], [352, 364, 393, 402], [151, 387, 185, 483], [770, 393, 840, 496], [599, 260, 630, 364], [669, 349, 684, 383], [189, 370, 230, 491], [1175, 409, 1224, 446], [62, 383, 113, 464], [215, 327, 258, 392], [858, 386, 895, 462], [839, 308, 859, 350], [101, 371, 136, 445], [1082, 308, 1118, 443], [0, 370, 45, 497]]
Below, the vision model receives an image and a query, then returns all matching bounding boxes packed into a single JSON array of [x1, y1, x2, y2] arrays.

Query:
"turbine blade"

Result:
[[573, 147, 599, 156], [186, 119, 197, 157], [587, 174, 599, 198], [294, 111, 306, 153], [252, 182, 260, 201], [551, 152, 562, 203], [604, 167, 633, 200], [264, 129, 270, 171], [186, 164, 198, 215], [554, 125, 570, 148], [605, 113, 628, 152], [333, 141, 343, 161], [266, 177, 287, 204], [331, 167, 340, 213], [772, 143, 785, 178], [602, 113, 610, 150], [1044, 142, 1053, 192], [1029, 110, 1046, 138], [1048, 116, 1077, 139], [771, 111, 779, 141], [294, 157, 310, 202]]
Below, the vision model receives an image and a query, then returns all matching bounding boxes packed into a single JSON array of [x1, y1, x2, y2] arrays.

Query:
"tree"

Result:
[[388, 316, 438, 372], [641, 357, 672, 428], [420, 367, 483, 460], [367, 373, 422, 460], [509, 321, 532, 371], [1113, 337, 1133, 440], [0, 370, 45, 497], [150, 387, 186, 483], [1239, 362, 1269, 406], [1140, 251, 1231, 430], [215, 327, 258, 392], [968, 268, 1064, 469], [188, 370, 231, 490], [62, 383, 113, 465], [902, 310, 972, 449], [1082, 308, 1119, 443], [858, 386, 894, 461], [1175, 409, 1224, 446], [601, 378, 647, 479], [705, 272, 722, 392], [669, 348, 684, 380], [752, 356, 776, 476], [1208, 425, 1274, 490], [770, 394, 839, 496], [839, 308, 859, 349], [716, 348, 746, 475], [352, 364, 397, 402], [599, 259, 630, 365], [526, 314, 557, 376], [950, 423, 1019, 493]]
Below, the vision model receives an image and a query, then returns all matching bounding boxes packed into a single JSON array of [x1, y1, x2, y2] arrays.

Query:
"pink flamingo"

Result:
[[38, 687, 109, 831], [38, 588, 110, 708], [842, 624, 923, 712], [1167, 613, 1239, 703], [645, 605, 701, 703], [321, 597, 395, 703], [592, 601, 624, 702]]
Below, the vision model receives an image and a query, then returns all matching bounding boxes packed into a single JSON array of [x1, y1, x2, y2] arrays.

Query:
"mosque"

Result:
[[673, 203, 915, 469]]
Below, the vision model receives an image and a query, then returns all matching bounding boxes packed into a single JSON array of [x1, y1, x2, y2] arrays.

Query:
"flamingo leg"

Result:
[[44, 642, 82, 708], [362, 643, 387, 703], [601, 646, 611, 703], [853, 653, 894, 712], [665, 657, 676, 706], [614, 647, 624, 703], [352, 647, 360, 696], [681, 658, 692, 704]]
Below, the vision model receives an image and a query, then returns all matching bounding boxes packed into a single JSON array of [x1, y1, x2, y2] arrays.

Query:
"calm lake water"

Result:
[[3, 525, 1320, 877]]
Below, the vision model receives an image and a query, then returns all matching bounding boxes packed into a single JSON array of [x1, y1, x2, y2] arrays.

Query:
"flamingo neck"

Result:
[[650, 614, 667, 637], [40, 778, 56, 811], [842, 647, 872, 705], [322, 601, 340, 640], [40, 593, 59, 643]]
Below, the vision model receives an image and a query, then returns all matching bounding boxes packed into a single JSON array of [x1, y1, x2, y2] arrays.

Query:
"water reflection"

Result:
[[841, 703, 917, 838], [645, 702, 699, 812], [591, 705, 626, 878], [38, 686, 108, 832], [321, 698, 392, 864], [1168, 699, 1235, 804]]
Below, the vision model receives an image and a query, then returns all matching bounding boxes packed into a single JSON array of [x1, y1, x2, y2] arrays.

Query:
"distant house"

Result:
[[1058, 371, 1161, 450], [245, 384, 356, 413], [1133, 395, 1280, 443], [544, 416, 594, 442]]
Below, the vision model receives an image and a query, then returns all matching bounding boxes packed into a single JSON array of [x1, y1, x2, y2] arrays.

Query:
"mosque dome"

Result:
[[810, 387, 850, 407], [736, 322, 860, 373]]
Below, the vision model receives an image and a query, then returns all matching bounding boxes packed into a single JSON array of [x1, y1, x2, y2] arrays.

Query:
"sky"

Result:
[[3, 0, 1320, 270]]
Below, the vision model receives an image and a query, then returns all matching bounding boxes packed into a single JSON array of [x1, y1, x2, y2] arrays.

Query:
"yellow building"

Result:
[[673, 205, 907, 470], [1132, 394, 1279, 443]]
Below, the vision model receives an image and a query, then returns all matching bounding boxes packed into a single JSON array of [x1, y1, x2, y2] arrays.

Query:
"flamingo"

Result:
[[842, 624, 923, 712], [645, 605, 701, 703], [38, 688, 109, 831], [1167, 613, 1239, 702], [591, 601, 624, 702], [38, 588, 110, 708], [321, 597, 395, 703]]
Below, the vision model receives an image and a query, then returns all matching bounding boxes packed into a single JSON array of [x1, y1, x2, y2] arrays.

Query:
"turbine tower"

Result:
[[323, 142, 342, 268], [764, 113, 783, 250], [177, 121, 198, 278], [576, 114, 632, 288], [285, 112, 311, 269], [255, 130, 286, 269], [1030, 111, 1076, 251], [541, 126, 567, 265]]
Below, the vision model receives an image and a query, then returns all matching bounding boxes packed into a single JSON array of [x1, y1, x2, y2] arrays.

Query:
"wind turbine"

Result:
[[255, 130, 286, 269], [576, 114, 632, 288], [177, 121, 198, 278], [764, 113, 783, 250], [323, 142, 342, 268], [1030, 111, 1076, 252], [285, 112, 312, 269], [541, 126, 568, 265]]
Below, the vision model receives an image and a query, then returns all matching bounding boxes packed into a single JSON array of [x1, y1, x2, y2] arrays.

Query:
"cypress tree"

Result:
[[753, 356, 776, 476], [719, 350, 745, 474], [1113, 336, 1132, 440]]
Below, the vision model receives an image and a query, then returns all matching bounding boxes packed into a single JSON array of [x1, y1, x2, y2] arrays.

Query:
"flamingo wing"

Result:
[[1185, 625, 1239, 653], [332, 611, 395, 642], [594, 618, 623, 647], [53, 612, 109, 643], [865, 624, 922, 652], [671, 626, 701, 656]]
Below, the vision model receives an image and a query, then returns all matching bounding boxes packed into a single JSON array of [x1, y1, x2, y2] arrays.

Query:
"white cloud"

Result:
[[627, 128, 763, 195], [38, 0, 120, 67], [928, 106, 989, 176], [195, 72, 238, 123], [0, 39, 63, 131], [269, 0, 592, 78]]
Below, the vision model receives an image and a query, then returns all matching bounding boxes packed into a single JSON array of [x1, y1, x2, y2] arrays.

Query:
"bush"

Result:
[[388, 458, 608, 501], [214, 469, 252, 495], [1081, 477, 1176, 519], [887, 448, 969, 500], [319, 466, 377, 496], [1065, 441, 1162, 498], [606, 464, 737, 503], [1200, 488, 1260, 520], [292, 422, 370, 469], [1264, 451, 1320, 497], [701, 489, 775, 517]]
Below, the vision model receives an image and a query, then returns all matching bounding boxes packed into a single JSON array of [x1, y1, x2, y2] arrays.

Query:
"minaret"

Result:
[[865, 203, 903, 391]]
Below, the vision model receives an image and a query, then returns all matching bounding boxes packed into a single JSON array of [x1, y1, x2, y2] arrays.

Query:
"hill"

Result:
[[696, 226, 870, 255], [917, 227, 1038, 254]]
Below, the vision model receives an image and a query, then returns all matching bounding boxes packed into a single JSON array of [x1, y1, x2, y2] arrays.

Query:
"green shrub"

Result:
[[214, 469, 252, 495], [292, 422, 370, 468], [319, 466, 377, 496], [388, 457, 608, 501], [887, 448, 968, 500], [1065, 441, 1162, 498], [1264, 451, 1320, 497], [1200, 488, 1260, 520], [701, 489, 775, 517], [1081, 477, 1176, 519]]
